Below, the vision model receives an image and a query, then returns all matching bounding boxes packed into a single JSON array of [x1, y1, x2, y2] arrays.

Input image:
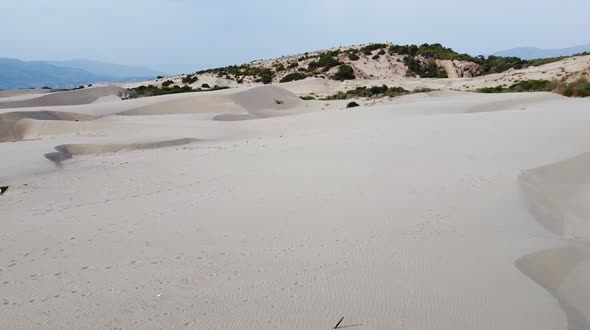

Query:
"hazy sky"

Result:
[[2, 0, 589, 74]]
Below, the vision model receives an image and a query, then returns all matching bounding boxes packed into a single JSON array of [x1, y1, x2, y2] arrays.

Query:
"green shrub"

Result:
[[348, 53, 360, 61], [556, 78, 590, 97], [478, 80, 555, 93], [128, 84, 230, 98], [332, 65, 355, 80], [161, 80, 174, 87], [478, 86, 506, 93], [280, 72, 308, 83], [360, 44, 388, 53], [308, 52, 341, 72], [182, 75, 198, 84], [413, 87, 436, 93], [372, 54, 380, 60], [201, 83, 210, 88], [509, 80, 555, 92], [260, 70, 273, 84], [347, 101, 360, 108], [403, 57, 447, 78], [287, 62, 299, 69], [325, 85, 409, 99], [274, 63, 285, 72]]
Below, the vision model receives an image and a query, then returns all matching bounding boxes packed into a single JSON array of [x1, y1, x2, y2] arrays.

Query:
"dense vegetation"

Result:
[[182, 75, 199, 84], [557, 78, 590, 97], [280, 72, 308, 83], [325, 85, 410, 100], [478, 78, 590, 97], [478, 80, 555, 93], [308, 51, 342, 72], [197, 64, 274, 84], [188, 42, 585, 84], [403, 57, 448, 78], [389, 43, 569, 75], [332, 65, 355, 80], [128, 84, 229, 97]]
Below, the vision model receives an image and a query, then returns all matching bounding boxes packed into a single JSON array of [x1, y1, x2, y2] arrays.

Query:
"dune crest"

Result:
[[0, 86, 127, 109], [0, 110, 97, 142], [517, 153, 590, 329], [215, 85, 305, 121]]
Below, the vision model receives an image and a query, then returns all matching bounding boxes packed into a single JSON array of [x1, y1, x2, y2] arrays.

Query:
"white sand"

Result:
[[1, 85, 589, 329]]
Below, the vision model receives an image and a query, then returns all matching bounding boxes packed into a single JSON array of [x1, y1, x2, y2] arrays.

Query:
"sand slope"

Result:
[[0, 86, 589, 329], [0, 87, 127, 109]]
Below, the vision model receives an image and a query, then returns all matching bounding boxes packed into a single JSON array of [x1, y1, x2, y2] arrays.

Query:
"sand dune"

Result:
[[517, 247, 590, 330], [0, 84, 589, 329], [215, 85, 306, 121], [0, 111, 97, 142], [0, 88, 53, 99], [517, 154, 590, 329], [519, 153, 590, 240], [0, 86, 127, 109]]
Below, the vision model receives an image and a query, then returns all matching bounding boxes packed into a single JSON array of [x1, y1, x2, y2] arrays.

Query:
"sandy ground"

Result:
[[1, 85, 589, 329]]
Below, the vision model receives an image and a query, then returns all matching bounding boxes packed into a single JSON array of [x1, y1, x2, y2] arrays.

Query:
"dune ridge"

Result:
[[517, 153, 590, 329], [0, 86, 127, 109], [0, 110, 97, 142]]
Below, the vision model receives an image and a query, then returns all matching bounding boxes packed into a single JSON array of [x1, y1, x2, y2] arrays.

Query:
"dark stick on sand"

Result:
[[334, 317, 345, 329]]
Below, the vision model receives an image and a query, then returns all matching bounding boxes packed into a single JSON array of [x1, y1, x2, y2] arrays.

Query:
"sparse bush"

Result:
[[161, 80, 174, 87], [201, 83, 210, 88], [287, 62, 299, 69], [347, 101, 360, 108], [332, 65, 355, 80], [372, 54, 380, 60]]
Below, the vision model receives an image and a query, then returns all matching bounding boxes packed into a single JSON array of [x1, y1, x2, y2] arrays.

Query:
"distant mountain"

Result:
[[48, 59, 164, 79], [493, 44, 590, 59], [0, 58, 164, 90]]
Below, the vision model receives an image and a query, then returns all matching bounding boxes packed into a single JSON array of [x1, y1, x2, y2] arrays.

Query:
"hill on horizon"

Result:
[[493, 43, 590, 59], [0, 58, 165, 90]]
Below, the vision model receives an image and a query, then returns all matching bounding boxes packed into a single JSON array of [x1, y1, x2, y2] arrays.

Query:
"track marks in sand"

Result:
[[44, 138, 198, 165]]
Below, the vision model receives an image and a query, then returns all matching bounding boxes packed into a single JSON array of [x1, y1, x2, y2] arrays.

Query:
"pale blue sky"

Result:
[[2, 0, 589, 74]]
